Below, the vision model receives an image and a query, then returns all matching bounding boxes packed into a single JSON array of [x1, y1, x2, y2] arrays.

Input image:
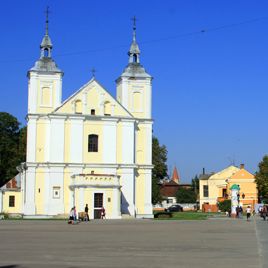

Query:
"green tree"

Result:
[[0, 112, 25, 186], [176, 188, 197, 203], [152, 136, 168, 204], [218, 199, 231, 212], [255, 155, 268, 202], [191, 175, 199, 194]]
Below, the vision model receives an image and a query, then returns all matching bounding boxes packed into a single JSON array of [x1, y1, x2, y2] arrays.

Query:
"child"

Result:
[[246, 206, 251, 221]]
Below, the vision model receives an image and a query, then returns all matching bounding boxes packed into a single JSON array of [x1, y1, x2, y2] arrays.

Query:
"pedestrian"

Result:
[[246, 206, 251, 221], [101, 207, 106, 219], [73, 206, 77, 222], [68, 207, 74, 224], [236, 206, 239, 218], [239, 206, 243, 219], [84, 204, 89, 222], [263, 205, 267, 221]]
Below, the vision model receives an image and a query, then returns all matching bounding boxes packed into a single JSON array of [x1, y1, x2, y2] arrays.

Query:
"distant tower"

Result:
[[116, 16, 152, 119], [27, 7, 63, 114], [171, 167, 180, 184]]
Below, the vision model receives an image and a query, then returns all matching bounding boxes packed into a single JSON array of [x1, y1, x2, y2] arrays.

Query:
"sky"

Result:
[[1, 1, 268, 182]]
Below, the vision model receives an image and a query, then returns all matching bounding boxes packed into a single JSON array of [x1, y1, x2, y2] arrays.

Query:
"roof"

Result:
[[171, 167, 179, 182], [209, 165, 240, 180], [0, 174, 21, 190], [230, 184, 240, 190], [29, 57, 62, 74]]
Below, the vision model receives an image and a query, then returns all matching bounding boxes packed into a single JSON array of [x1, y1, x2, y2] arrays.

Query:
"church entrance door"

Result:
[[94, 193, 103, 219]]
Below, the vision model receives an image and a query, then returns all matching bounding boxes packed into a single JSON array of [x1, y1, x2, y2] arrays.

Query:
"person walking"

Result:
[[101, 207, 106, 219], [84, 204, 89, 222], [246, 206, 251, 221]]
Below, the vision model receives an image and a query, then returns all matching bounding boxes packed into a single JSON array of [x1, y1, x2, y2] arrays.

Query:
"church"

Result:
[[0, 16, 154, 219]]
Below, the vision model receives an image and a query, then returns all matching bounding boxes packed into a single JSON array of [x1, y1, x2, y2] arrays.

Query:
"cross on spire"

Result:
[[91, 68, 96, 78], [131, 16, 137, 42], [45, 6, 50, 35]]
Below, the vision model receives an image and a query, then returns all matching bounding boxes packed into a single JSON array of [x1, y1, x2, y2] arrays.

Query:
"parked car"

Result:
[[165, 204, 183, 212]]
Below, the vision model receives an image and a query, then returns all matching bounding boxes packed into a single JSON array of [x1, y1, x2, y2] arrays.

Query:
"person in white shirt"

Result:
[[246, 206, 251, 221]]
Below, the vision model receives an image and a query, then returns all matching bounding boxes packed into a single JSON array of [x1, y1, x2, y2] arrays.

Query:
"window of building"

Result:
[[167, 198, 173, 204], [91, 109, 95, 115], [94, 193, 103, 208], [203, 185, 209, 197], [9, 195, 15, 207], [88, 134, 98, 152], [104, 101, 111, 116], [75, 100, 82, 114], [41, 86, 51, 106], [53, 187, 60, 199], [133, 92, 141, 111]]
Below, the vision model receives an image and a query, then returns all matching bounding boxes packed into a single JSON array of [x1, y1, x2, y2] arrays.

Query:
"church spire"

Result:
[[128, 16, 140, 64], [40, 6, 53, 58]]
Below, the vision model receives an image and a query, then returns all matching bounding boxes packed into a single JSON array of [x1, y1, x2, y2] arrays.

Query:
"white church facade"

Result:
[[0, 17, 154, 219]]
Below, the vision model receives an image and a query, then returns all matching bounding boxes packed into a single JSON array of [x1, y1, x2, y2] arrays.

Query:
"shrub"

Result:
[[218, 199, 231, 212], [154, 212, 172, 218]]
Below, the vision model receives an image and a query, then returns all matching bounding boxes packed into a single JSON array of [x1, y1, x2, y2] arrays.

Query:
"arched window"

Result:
[[44, 48, 49, 57], [133, 92, 141, 111], [41, 87, 51, 106], [88, 134, 98, 152], [104, 101, 111, 116], [133, 54, 137, 63], [75, 100, 82, 114]]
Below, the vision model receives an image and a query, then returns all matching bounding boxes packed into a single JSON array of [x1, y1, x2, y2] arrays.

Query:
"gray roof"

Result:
[[119, 62, 151, 79], [30, 57, 62, 74], [40, 34, 52, 49]]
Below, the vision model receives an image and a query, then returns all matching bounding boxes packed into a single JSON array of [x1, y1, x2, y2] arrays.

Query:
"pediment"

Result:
[[54, 78, 132, 118]]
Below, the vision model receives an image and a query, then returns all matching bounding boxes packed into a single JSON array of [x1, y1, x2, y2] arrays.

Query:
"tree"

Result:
[[0, 112, 26, 186], [191, 175, 199, 194], [152, 136, 168, 204], [176, 188, 197, 204], [218, 199, 231, 212], [255, 155, 268, 202]]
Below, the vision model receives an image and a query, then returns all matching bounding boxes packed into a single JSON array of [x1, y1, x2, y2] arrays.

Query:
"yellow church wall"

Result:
[[36, 80, 55, 114], [35, 168, 45, 214], [135, 170, 145, 215], [63, 168, 70, 214], [135, 126, 146, 164], [84, 188, 93, 216], [83, 122, 103, 163], [2, 191, 22, 214], [35, 120, 46, 162], [55, 80, 130, 117]]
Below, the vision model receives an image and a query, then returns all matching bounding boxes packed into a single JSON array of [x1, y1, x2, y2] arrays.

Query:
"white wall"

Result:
[[103, 120, 117, 164]]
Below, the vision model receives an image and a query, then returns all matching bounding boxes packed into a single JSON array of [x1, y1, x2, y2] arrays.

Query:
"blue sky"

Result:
[[1, 1, 268, 181]]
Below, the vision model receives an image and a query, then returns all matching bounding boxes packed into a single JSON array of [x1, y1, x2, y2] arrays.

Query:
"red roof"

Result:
[[171, 167, 180, 183]]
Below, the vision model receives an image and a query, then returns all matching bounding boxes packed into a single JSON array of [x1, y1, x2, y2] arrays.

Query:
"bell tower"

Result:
[[27, 7, 63, 115], [116, 17, 152, 119]]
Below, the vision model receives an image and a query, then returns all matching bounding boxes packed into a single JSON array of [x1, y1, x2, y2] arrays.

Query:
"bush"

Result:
[[218, 199, 231, 212], [154, 212, 172, 218]]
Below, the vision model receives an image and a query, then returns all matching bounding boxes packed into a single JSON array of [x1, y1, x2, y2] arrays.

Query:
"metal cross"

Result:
[[45, 6, 50, 22], [131, 16, 137, 30], [45, 6, 50, 34], [91, 68, 96, 78]]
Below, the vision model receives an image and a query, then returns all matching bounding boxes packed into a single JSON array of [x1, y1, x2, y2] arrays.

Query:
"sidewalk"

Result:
[[254, 215, 268, 268]]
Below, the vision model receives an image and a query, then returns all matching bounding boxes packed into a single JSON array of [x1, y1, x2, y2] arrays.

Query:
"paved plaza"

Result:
[[0, 217, 266, 268]]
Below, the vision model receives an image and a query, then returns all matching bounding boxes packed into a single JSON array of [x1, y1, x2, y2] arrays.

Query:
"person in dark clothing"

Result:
[[84, 204, 89, 222]]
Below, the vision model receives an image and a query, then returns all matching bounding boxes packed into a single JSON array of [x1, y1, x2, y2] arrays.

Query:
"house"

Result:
[[199, 164, 258, 212]]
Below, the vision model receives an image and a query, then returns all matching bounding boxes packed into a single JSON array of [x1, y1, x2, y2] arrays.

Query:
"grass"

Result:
[[154, 211, 223, 220]]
